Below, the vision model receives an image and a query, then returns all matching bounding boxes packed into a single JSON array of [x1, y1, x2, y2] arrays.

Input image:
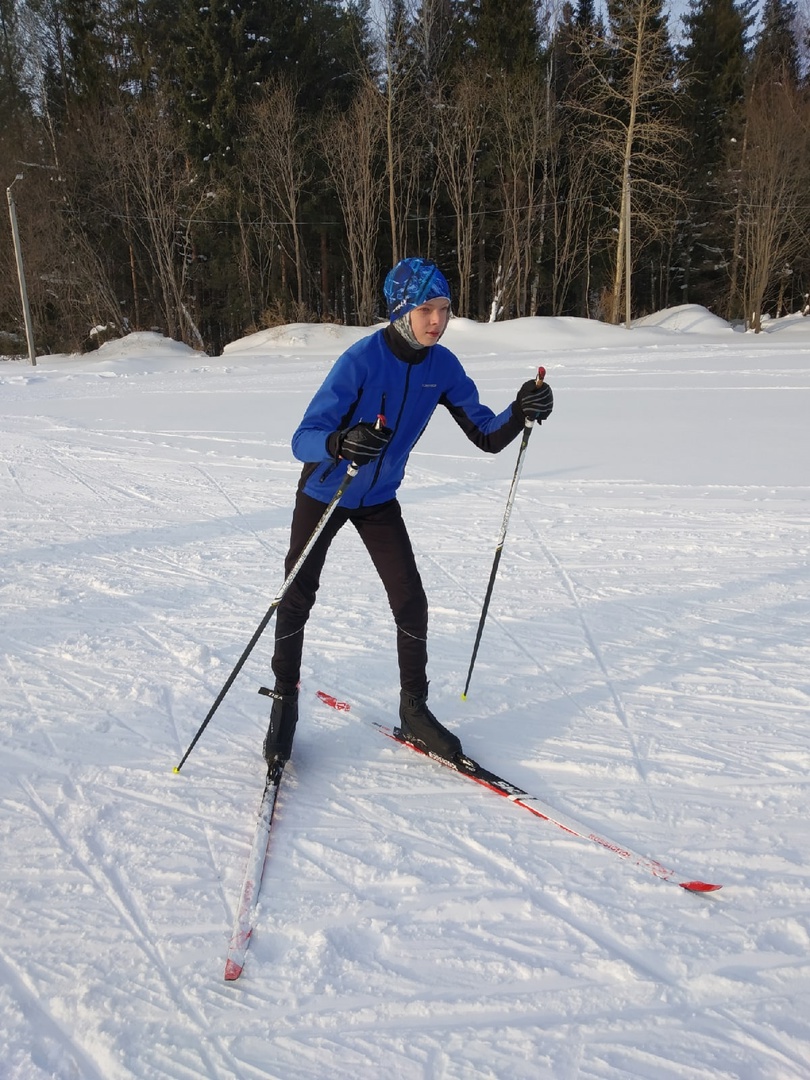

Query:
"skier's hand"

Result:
[[338, 422, 393, 465], [516, 379, 553, 421]]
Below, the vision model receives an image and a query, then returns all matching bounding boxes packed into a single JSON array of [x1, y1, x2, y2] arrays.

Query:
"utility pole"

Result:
[[6, 174, 37, 366]]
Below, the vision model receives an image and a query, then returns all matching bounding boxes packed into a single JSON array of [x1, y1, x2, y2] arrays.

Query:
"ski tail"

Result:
[[224, 761, 284, 982]]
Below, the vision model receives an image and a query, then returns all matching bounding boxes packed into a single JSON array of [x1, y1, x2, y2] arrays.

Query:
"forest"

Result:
[[1, 0, 809, 356]]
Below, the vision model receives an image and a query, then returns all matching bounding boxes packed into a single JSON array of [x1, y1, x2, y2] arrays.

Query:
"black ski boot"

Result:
[[261, 686, 299, 766], [398, 688, 466, 763]]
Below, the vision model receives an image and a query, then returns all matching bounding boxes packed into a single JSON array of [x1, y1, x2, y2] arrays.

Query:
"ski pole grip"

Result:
[[376, 392, 387, 430], [348, 405, 387, 471], [521, 366, 547, 429]]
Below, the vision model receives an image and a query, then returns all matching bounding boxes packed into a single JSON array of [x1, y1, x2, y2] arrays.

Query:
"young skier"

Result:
[[263, 257, 553, 768]]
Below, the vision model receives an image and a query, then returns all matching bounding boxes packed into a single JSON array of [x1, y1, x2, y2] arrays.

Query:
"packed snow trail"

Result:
[[2, 312, 810, 1078]]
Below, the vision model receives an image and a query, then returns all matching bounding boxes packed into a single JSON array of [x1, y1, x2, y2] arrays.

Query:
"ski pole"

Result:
[[461, 367, 546, 700], [174, 460, 360, 773]]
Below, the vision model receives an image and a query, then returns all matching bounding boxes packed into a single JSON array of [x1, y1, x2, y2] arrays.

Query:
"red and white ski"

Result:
[[224, 760, 285, 981], [316, 690, 721, 894]]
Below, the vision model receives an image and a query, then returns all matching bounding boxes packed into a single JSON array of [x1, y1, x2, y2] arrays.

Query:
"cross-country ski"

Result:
[[316, 691, 721, 893], [223, 760, 285, 982]]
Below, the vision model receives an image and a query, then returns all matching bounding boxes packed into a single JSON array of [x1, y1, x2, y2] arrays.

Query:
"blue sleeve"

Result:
[[290, 332, 391, 463], [440, 357, 524, 453]]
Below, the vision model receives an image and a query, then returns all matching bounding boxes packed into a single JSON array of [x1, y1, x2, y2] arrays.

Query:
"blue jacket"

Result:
[[292, 327, 523, 509]]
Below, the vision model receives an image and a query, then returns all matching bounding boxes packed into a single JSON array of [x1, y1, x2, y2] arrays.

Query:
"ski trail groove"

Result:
[[416, 547, 584, 715], [450, 826, 701, 989], [195, 464, 283, 560], [0, 947, 106, 1080], [707, 1002, 810, 1078], [19, 777, 247, 1080], [523, 513, 652, 789], [44, 444, 131, 507]]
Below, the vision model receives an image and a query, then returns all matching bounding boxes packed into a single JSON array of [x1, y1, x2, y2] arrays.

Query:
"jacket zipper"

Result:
[[358, 375, 410, 508]]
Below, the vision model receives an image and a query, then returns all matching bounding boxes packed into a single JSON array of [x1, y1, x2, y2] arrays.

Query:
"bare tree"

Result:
[[435, 74, 489, 318], [3, 115, 128, 352], [377, 0, 425, 266], [731, 73, 810, 331], [488, 71, 552, 318], [244, 79, 312, 310], [320, 81, 386, 325], [547, 132, 597, 315], [100, 97, 209, 349], [567, 0, 686, 324]]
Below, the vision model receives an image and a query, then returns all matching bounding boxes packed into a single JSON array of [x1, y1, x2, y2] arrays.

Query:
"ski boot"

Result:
[[260, 686, 299, 767], [398, 688, 476, 771]]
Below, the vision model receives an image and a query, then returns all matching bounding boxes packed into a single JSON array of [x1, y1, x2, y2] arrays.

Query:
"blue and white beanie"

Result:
[[384, 257, 451, 320]]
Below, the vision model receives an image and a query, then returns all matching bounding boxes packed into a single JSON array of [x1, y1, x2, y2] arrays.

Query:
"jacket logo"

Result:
[[422, 383, 437, 388]]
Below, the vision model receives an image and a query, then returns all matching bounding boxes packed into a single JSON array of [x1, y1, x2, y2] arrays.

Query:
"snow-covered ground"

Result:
[[2, 306, 809, 1079]]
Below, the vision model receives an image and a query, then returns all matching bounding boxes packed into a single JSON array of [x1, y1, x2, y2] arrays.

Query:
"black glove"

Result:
[[516, 379, 553, 421], [337, 422, 393, 465]]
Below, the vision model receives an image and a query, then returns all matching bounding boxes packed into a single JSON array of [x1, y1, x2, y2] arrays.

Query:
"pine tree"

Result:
[[29, 0, 120, 125], [751, 0, 800, 85], [575, 0, 598, 30], [464, 0, 540, 74], [115, 0, 153, 98], [1, 0, 30, 141], [676, 0, 755, 309], [412, 0, 466, 91], [146, 0, 370, 170]]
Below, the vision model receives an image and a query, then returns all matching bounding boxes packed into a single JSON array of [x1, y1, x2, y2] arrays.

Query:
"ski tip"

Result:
[[315, 690, 351, 711], [224, 959, 244, 981], [680, 881, 722, 893]]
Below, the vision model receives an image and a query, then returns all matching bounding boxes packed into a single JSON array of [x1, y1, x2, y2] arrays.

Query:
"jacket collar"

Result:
[[383, 323, 429, 365]]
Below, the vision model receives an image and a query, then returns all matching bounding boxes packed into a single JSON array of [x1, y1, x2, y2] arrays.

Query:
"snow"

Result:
[[2, 304, 810, 1079]]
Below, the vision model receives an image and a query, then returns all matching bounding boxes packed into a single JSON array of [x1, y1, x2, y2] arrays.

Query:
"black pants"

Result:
[[272, 491, 428, 694]]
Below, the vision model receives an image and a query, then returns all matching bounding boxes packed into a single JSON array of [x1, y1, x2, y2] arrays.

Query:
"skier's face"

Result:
[[409, 298, 451, 346]]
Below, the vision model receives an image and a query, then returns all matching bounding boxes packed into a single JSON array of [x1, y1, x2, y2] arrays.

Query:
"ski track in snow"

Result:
[[18, 778, 247, 1079], [3, 316, 810, 1078]]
